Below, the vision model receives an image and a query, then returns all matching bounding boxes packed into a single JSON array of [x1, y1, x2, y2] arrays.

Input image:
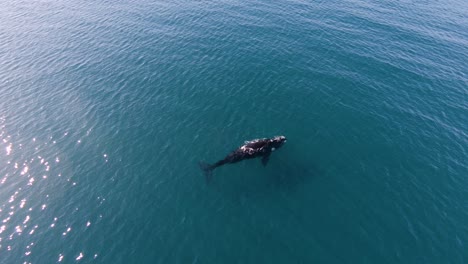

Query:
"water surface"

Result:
[[0, 0, 467, 263]]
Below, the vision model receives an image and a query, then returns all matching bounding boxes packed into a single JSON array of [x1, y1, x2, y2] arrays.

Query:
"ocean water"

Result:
[[1, 0, 467, 263]]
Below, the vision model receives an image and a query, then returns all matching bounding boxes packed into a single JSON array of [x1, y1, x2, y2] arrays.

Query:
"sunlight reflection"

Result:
[[1, 123, 103, 263], [20, 166, 29, 175], [27, 177, 34, 186], [29, 227, 36, 235], [6, 143, 12, 155], [62, 227, 71, 236], [50, 217, 57, 228]]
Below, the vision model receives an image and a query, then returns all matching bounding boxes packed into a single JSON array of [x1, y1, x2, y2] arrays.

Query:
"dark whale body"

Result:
[[199, 136, 287, 182]]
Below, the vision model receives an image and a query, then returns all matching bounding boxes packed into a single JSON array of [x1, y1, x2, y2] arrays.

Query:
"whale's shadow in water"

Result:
[[205, 156, 322, 196], [264, 157, 321, 191]]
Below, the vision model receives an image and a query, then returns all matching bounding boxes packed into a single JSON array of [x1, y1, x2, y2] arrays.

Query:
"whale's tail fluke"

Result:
[[199, 162, 214, 183]]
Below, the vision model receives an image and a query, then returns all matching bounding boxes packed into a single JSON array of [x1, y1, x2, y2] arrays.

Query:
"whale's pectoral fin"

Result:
[[261, 153, 271, 166]]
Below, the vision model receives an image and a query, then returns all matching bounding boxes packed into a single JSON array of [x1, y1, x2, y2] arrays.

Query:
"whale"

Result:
[[199, 135, 287, 182]]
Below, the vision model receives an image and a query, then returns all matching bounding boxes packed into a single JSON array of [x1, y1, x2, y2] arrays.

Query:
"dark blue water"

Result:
[[1, 0, 467, 263]]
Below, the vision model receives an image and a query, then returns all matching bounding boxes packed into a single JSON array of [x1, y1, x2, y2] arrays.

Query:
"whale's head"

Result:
[[270, 135, 287, 149]]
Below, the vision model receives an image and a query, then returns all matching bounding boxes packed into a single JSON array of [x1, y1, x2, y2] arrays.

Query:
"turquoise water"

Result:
[[1, 0, 467, 263]]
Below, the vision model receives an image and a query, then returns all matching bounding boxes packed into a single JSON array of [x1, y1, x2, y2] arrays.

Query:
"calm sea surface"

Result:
[[1, 0, 467, 263]]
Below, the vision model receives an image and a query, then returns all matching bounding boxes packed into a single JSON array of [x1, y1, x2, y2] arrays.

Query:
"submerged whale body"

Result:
[[199, 135, 287, 182]]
